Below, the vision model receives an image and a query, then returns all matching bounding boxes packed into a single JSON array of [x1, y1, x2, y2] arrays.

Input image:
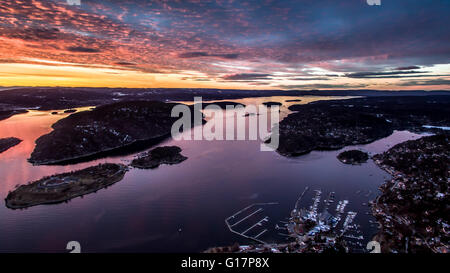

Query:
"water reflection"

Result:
[[0, 97, 426, 252]]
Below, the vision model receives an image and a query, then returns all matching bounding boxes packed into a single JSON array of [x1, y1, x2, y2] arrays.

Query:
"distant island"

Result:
[[337, 150, 369, 165], [2, 87, 447, 112], [243, 112, 259, 117], [196, 101, 246, 109], [372, 134, 449, 253], [0, 137, 22, 154], [28, 101, 201, 165], [0, 88, 449, 122], [262, 101, 282, 107], [5, 163, 128, 209], [131, 146, 187, 169]]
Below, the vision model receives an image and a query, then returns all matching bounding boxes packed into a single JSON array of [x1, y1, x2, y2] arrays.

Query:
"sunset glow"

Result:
[[0, 0, 449, 90]]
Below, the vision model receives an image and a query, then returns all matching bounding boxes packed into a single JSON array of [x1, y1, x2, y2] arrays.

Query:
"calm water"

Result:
[[0, 96, 426, 253]]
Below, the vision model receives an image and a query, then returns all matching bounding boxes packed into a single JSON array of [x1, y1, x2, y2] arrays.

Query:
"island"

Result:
[[131, 146, 187, 169], [371, 134, 449, 253], [0, 137, 22, 154], [337, 150, 369, 165], [5, 163, 128, 209], [29, 101, 201, 165], [269, 96, 450, 157], [194, 101, 245, 109], [0, 109, 27, 121], [262, 101, 282, 107]]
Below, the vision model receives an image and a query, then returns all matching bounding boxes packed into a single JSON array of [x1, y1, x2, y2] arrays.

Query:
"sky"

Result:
[[0, 0, 449, 90]]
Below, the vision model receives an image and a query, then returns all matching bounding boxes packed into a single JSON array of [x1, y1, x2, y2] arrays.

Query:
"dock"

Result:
[[225, 202, 278, 244], [294, 186, 309, 210]]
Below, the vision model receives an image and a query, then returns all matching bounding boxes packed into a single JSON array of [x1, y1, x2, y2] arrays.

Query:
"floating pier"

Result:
[[225, 202, 278, 244]]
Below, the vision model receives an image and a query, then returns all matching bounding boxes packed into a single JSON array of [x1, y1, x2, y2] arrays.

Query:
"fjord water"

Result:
[[0, 96, 426, 252]]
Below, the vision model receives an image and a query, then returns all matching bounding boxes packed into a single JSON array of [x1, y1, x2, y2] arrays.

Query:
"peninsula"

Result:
[[372, 134, 449, 253], [0, 137, 22, 154], [29, 101, 200, 165], [0, 109, 27, 121], [271, 96, 450, 157]]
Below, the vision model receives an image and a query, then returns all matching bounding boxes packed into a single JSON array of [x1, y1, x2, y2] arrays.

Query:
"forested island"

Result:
[[131, 146, 187, 169], [337, 150, 369, 165]]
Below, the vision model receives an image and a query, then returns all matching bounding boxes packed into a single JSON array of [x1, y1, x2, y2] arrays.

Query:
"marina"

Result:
[[219, 187, 366, 252], [225, 203, 278, 244], [0, 98, 431, 252]]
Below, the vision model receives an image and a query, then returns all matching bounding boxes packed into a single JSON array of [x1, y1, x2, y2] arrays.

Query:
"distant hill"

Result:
[[0, 87, 449, 110]]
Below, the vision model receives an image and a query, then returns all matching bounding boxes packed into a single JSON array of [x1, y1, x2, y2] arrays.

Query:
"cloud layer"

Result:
[[0, 0, 449, 89]]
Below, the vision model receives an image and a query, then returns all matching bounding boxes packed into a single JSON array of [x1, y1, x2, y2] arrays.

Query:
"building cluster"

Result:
[[372, 134, 449, 253], [210, 188, 365, 254], [282, 189, 363, 253]]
